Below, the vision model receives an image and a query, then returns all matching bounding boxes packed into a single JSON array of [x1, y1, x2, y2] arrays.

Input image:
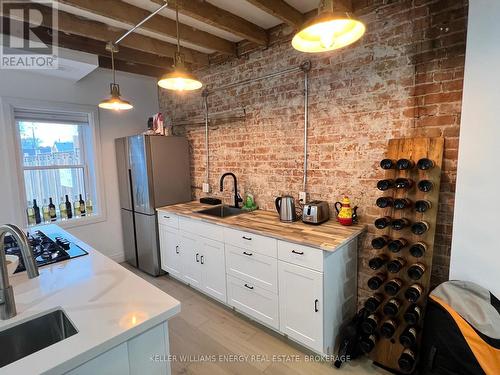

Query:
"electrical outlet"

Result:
[[202, 183, 210, 193], [299, 191, 307, 204]]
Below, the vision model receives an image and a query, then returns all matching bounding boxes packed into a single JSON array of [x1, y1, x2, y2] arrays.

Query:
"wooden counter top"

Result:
[[157, 201, 366, 252]]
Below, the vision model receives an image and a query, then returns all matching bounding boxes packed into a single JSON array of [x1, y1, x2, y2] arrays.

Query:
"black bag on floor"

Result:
[[334, 308, 368, 368], [420, 280, 500, 375]]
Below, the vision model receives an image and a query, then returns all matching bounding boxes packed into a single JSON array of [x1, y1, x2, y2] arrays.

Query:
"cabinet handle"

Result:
[[243, 251, 253, 256], [242, 236, 252, 241], [163, 215, 170, 219], [244, 283, 254, 290], [175, 245, 179, 254], [292, 250, 304, 255], [195, 253, 199, 262], [314, 299, 319, 312], [200, 255, 204, 265]]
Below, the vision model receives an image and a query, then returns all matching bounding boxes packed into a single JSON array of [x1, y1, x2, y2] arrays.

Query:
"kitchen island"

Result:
[[0, 224, 180, 375]]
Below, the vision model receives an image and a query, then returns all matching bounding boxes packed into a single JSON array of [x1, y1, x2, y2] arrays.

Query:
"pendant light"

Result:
[[99, 43, 133, 111], [157, 1, 202, 91], [292, 0, 366, 53]]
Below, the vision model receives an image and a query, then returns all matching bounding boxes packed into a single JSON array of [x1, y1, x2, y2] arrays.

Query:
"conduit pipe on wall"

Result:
[[201, 61, 312, 193]]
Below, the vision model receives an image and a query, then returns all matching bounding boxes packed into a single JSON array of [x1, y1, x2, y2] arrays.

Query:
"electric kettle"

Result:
[[275, 195, 298, 222]]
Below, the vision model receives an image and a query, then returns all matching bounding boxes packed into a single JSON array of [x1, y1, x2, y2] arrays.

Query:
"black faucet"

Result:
[[220, 172, 243, 209]]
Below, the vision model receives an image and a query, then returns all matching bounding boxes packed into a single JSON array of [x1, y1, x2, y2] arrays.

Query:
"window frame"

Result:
[[2, 97, 106, 229]]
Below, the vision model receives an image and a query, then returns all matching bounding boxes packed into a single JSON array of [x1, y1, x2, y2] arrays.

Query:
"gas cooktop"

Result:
[[3, 230, 88, 273]]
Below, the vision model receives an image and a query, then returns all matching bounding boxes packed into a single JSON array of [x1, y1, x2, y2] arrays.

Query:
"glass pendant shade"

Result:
[[99, 83, 133, 111], [292, 0, 365, 53]]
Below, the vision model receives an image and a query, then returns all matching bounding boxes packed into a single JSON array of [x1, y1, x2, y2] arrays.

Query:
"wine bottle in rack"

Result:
[[415, 199, 432, 213], [407, 262, 426, 280], [418, 179, 433, 192], [394, 198, 412, 210], [398, 348, 417, 373], [380, 319, 398, 339], [388, 238, 408, 253], [364, 294, 384, 313], [403, 304, 422, 326], [387, 257, 407, 273], [361, 314, 380, 335], [374, 216, 392, 229], [368, 255, 389, 270], [411, 221, 429, 235], [405, 283, 424, 303], [371, 236, 390, 249], [368, 273, 387, 290], [391, 218, 411, 231], [399, 326, 418, 348], [396, 158, 415, 170], [383, 298, 402, 317], [377, 179, 395, 191], [376, 196, 393, 208], [380, 159, 396, 169], [395, 178, 414, 189], [360, 334, 379, 354], [417, 158, 435, 170], [384, 278, 404, 296], [409, 242, 427, 258]]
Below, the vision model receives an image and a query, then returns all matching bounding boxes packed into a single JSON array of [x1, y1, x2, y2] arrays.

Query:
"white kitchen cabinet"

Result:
[[199, 237, 227, 303], [278, 261, 323, 353], [159, 224, 182, 278], [179, 231, 202, 288]]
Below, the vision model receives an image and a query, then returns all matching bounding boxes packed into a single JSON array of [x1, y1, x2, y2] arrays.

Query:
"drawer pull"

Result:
[[196, 253, 200, 263], [200, 255, 205, 265], [163, 215, 170, 219], [243, 251, 253, 256], [244, 283, 254, 290], [292, 250, 304, 255], [175, 245, 179, 254], [242, 236, 252, 241], [314, 299, 319, 312]]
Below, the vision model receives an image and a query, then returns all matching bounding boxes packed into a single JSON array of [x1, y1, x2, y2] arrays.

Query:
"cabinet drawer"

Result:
[[157, 212, 178, 229], [179, 217, 224, 242], [223, 228, 277, 258], [227, 274, 279, 330], [278, 241, 324, 272], [226, 244, 278, 293]]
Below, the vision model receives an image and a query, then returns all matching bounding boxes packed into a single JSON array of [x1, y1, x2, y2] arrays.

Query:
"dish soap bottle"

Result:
[[242, 193, 258, 211]]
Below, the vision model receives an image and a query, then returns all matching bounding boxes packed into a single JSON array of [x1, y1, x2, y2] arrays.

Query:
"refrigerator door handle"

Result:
[[128, 168, 139, 268]]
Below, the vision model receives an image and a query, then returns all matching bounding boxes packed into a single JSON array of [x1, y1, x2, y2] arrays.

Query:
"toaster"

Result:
[[302, 200, 330, 224]]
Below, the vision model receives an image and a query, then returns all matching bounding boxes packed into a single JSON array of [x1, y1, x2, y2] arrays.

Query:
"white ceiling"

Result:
[[58, 0, 321, 54]]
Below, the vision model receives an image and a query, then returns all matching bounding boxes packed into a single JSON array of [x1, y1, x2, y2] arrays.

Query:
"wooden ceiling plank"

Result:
[[98, 56, 166, 77], [57, 0, 235, 55], [151, 0, 268, 46], [245, 0, 303, 27]]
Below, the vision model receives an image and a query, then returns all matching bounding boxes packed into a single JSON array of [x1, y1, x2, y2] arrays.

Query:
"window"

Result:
[[14, 108, 99, 223]]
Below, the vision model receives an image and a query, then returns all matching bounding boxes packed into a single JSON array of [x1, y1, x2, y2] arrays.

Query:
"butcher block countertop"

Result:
[[157, 201, 366, 252]]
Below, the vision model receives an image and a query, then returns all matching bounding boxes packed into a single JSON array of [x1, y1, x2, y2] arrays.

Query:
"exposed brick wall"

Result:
[[160, 0, 468, 304]]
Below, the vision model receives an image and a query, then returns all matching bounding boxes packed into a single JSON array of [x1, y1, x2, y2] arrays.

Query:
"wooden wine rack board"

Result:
[[368, 137, 444, 373]]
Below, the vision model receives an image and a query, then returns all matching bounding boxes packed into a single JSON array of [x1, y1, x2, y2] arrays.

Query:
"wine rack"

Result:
[[364, 137, 444, 373]]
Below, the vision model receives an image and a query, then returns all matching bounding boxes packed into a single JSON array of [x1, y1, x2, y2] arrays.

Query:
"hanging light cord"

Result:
[[111, 49, 116, 85], [176, 1, 180, 53]]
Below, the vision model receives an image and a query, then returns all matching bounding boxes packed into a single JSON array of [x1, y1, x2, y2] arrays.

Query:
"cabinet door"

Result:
[[278, 261, 323, 353], [200, 237, 227, 303], [159, 224, 182, 278], [180, 231, 202, 288]]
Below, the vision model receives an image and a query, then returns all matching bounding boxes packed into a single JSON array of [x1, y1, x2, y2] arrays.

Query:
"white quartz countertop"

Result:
[[0, 225, 180, 375]]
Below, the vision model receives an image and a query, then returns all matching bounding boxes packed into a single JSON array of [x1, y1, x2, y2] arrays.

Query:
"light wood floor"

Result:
[[122, 264, 389, 375]]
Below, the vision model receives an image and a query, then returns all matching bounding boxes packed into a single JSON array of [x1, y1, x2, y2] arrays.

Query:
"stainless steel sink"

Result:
[[0, 309, 78, 368], [196, 205, 244, 218]]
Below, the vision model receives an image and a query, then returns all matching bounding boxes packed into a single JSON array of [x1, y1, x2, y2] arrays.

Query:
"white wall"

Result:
[[0, 68, 159, 261], [450, 0, 500, 297]]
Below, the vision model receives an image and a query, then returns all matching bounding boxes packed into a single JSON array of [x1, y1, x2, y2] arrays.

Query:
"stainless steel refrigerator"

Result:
[[115, 135, 191, 276]]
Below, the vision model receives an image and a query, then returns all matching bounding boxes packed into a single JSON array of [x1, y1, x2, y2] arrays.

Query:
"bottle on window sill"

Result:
[[394, 198, 412, 210], [73, 195, 81, 218], [42, 199, 51, 223], [380, 319, 398, 339], [376, 196, 394, 208], [48, 198, 57, 222], [409, 242, 427, 258], [85, 194, 93, 216], [26, 201, 36, 226], [65, 195, 73, 219], [396, 158, 415, 170], [59, 197, 67, 220], [387, 257, 406, 274], [33, 199, 41, 224], [388, 238, 408, 253], [79, 194, 86, 217]]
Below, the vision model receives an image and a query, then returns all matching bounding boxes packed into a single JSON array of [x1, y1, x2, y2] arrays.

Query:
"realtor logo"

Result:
[[1, 0, 58, 69]]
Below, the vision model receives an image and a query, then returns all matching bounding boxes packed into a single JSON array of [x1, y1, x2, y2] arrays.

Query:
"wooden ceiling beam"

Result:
[[4, 3, 208, 65], [245, 0, 304, 27], [57, 0, 235, 55], [98, 56, 166, 77], [151, 0, 268, 46]]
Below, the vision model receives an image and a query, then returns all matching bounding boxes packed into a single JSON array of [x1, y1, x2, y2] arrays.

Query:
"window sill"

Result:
[[29, 214, 106, 230]]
